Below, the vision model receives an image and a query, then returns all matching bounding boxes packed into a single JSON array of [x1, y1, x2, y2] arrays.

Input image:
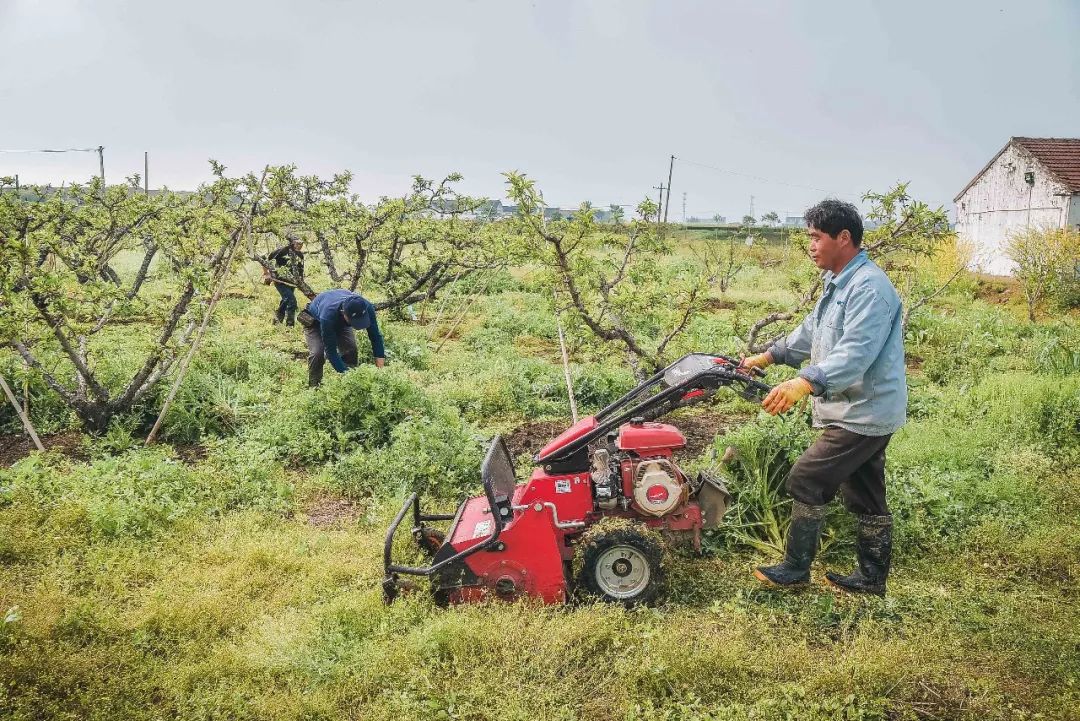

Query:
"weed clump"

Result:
[[328, 407, 486, 499], [247, 366, 437, 464], [707, 412, 819, 554]]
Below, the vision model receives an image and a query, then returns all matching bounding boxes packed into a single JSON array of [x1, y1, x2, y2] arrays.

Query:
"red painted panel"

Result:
[[448, 495, 506, 548], [515, 467, 594, 522], [617, 422, 686, 452], [453, 502, 569, 604], [537, 416, 597, 459]]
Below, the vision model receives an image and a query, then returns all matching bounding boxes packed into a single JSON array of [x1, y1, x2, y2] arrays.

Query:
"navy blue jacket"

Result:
[[308, 290, 385, 373]]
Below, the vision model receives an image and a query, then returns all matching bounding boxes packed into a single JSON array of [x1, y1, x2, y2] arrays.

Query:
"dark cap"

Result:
[[342, 296, 371, 330]]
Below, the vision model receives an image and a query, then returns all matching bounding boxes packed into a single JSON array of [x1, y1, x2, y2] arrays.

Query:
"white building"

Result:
[[954, 137, 1080, 275]]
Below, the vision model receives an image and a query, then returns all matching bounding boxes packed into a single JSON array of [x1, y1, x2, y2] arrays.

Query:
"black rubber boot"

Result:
[[826, 514, 892, 596], [285, 310, 296, 327], [754, 501, 826, 587], [273, 308, 285, 325]]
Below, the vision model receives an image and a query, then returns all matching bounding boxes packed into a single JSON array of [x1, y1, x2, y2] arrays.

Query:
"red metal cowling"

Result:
[[617, 422, 686, 453], [445, 496, 570, 604], [515, 467, 593, 525]]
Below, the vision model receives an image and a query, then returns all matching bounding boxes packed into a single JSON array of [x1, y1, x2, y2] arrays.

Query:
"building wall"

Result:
[[1069, 195, 1080, 229], [955, 143, 1072, 275]]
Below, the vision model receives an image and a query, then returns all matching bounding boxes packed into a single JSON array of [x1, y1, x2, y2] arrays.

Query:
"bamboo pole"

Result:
[[146, 171, 267, 445], [554, 290, 578, 423], [0, 374, 44, 452]]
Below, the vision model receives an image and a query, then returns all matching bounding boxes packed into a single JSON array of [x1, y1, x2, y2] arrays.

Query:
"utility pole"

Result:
[[144, 151, 149, 196], [682, 192, 687, 228], [663, 155, 675, 225], [749, 195, 755, 221], [97, 145, 105, 187], [653, 183, 665, 235]]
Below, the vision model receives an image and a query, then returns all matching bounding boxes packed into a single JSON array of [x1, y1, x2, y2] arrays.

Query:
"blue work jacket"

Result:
[[308, 290, 385, 373], [768, 251, 907, 436]]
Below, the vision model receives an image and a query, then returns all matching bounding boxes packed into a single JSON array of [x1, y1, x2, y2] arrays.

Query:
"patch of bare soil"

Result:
[[669, 408, 753, 460], [0, 431, 86, 468], [504, 419, 571, 459], [172, 443, 208, 466], [304, 494, 363, 528], [975, 274, 1020, 305], [702, 297, 737, 312]]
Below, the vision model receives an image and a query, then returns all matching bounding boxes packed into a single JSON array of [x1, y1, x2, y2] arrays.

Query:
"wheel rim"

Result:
[[595, 544, 651, 599]]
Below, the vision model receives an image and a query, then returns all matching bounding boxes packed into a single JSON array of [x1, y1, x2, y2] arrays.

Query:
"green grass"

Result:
[[1, 247, 1078, 720]]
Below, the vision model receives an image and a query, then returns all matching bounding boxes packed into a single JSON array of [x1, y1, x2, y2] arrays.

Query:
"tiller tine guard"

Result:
[[382, 436, 516, 604]]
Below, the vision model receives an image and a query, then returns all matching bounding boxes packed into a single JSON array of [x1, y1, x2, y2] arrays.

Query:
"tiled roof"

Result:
[[1012, 137, 1080, 193], [954, 137, 1080, 201]]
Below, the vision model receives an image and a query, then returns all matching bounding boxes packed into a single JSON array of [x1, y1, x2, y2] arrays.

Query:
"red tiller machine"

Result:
[[383, 353, 771, 606]]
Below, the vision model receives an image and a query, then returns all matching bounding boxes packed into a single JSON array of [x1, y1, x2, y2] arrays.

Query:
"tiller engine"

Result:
[[383, 353, 770, 606]]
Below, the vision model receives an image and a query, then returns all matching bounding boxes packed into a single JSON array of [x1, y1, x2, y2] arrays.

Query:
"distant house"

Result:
[[784, 216, 803, 227], [954, 137, 1080, 275], [482, 201, 615, 223]]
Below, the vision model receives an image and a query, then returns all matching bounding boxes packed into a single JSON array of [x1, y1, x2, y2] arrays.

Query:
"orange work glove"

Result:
[[740, 352, 773, 371], [761, 377, 814, 415]]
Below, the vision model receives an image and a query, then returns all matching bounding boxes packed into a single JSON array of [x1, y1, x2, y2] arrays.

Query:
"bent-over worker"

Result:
[[742, 199, 906, 596], [305, 289, 385, 387]]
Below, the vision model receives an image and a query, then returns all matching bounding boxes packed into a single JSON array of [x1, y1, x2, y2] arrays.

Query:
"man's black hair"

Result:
[[804, 199, 864, 247]]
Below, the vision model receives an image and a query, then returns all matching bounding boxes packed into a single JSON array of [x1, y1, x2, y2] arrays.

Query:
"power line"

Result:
[[2, 146, 107, 186], [0, 147, 98, 154], [676, 156, 863, 199]]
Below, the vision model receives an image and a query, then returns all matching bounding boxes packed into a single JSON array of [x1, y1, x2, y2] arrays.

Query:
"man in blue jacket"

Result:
[[305, 289, 385, 387], [741, 199, 906, 596]]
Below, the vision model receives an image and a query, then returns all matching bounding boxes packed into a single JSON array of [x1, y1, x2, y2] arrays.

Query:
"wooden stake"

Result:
[[0, 374, 45, 452], [554, 290, 578, 423]]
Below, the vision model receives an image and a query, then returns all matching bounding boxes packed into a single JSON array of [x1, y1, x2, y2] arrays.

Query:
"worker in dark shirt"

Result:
[[267, 235, 306, 326], [305, 289, 385, 387]]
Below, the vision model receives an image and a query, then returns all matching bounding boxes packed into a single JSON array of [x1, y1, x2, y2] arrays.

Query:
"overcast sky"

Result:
[[1, 0, 1077, 219]]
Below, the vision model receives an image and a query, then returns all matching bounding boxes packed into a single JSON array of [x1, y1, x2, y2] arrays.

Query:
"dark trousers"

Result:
[[274, 283, 298, 318], [785, 427, 892, 516], [304, 325, 358, 387]]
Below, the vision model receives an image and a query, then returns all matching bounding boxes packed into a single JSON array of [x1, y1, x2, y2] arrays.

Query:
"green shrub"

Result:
[[887, 373, 1079, 548], [247, 366, 437, 464], [150, 338, 298, 443], [1027, 325, 1080, 375], [907, 305, 1014, 384], [434, 354, 569, 423], [571, 362, 635, 410], [381, 322, 432, 370], [328, 407, 485, 499]]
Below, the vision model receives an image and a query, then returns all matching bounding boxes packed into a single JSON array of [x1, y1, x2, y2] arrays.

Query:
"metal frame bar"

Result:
[[383, 437, 515, 601], [538, 354, 770, 463]]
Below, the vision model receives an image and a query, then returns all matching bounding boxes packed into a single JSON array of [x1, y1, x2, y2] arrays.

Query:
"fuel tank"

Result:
[[617, 421, 686, 453]]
